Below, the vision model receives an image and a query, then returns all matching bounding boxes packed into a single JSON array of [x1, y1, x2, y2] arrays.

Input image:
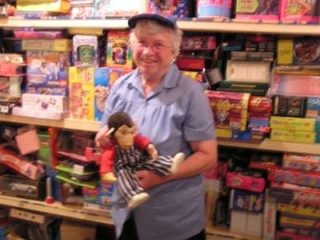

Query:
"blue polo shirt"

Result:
[[101, 64, 215, 240]]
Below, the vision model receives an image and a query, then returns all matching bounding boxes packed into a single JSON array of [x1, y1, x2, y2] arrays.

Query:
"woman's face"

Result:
[[131, 30, 175, 81]]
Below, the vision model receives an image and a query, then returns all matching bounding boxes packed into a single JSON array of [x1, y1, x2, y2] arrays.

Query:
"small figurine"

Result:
[[99, 112, 184, 209]]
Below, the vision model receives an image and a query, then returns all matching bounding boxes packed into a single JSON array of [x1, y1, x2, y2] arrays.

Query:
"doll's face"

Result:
[[114, 125, 136, 150]]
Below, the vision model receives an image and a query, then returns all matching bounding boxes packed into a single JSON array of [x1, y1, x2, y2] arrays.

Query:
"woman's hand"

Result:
[[135, 170, 168, 190]]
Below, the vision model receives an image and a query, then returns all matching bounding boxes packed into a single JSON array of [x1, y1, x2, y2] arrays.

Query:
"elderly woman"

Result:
[[97, 13, 217, 240]]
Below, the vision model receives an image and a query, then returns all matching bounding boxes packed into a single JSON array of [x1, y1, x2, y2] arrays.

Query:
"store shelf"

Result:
[[0, 18, 128, 29], [0, 195, 112, 225], [218, 138, 320, 155], [207, 225, 261, 240], [0, 195, 262, 239], [0, 114, 100, 132], [1, 114, 320, 154], [0, 18, 320, 36], [178, 20, 320, 36]]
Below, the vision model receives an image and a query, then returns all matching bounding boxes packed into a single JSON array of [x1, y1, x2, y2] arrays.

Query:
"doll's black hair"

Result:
[[107, 112, 134, 136]]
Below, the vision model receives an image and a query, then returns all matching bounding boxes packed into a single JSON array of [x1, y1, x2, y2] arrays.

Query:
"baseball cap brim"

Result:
[[128, 14, 177, 29]]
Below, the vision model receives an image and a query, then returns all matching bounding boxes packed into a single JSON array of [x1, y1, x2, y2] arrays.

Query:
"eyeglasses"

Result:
[[133, 40, 172, 52]]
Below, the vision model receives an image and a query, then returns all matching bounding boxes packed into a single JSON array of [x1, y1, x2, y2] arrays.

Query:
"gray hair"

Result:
[[129, 19, 183, 58]]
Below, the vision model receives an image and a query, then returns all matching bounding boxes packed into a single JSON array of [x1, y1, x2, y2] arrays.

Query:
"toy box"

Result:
[[306, 97, 320, 118], [22, 39, 71, 52], [0, 174, 46, 200], [226, 60, 271, 83], [272, 95, 306, 117], [271, 168, 320, 188], [149, 0, 195, 18], [206, 90, 250, 131], [235, 0, 280, 22], [277, 39, 320, 65], [270, 116, 315, 131], [25, 51, 70, 96], [72, 35, 98, 67], [12, 107, 69, 120], [280, 0, 319, 24], [94, 67, 109, 121], [277, 202, 320, 219], [103, 0, 147, 17], [230, 189, 264, 212], [269, 182, 320, 206], [106, 30, 133, 69], [21, 93, 68, 112], [197, 0, 232, 19], [271, 129, 316, 143], [279, 215, 319, 230], [68, 66, 95, 120], [270, 73, 320, 97], [16, 0, 71, 13], [108, 67, 132, 86], [181, 35, 216, 51], [226, 172, 266, 192], [282, 152, 320, 172]]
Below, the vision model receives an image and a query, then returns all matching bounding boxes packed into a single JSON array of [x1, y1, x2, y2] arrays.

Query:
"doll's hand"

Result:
[[147, 144, 158, 160], [135, 170, 167, 190], [101, 172, 117, 183], [95, 126, 114, 148]]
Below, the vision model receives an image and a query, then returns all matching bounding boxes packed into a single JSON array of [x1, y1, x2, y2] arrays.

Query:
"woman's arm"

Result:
[[136, 139, 217, 190]]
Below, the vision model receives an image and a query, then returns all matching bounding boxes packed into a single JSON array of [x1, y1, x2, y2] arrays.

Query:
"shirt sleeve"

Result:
[[183, 84, 216, 142]]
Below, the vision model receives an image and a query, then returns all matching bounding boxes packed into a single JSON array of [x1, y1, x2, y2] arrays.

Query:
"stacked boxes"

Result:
[[68, 66, 95, 120]]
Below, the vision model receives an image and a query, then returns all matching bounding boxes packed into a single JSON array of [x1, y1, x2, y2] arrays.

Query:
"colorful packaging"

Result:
[[149, 0, 195, 18], [280, 0, 319, 23], [106, 31, 133, 69], [197, 0, 232, 19], [235, 0, 280, 22]]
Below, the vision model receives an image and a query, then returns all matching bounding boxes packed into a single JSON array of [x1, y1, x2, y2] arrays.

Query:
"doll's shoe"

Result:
[[102, 172, 117, 183], [170, 152, 185, 174], [128, 192, 150, 209]]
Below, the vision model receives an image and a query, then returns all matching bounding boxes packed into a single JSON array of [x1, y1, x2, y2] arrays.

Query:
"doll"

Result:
[[99, 112, 185, 209]]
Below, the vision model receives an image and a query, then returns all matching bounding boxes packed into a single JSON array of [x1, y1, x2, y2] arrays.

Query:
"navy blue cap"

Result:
[[128, 13, 177, 29]]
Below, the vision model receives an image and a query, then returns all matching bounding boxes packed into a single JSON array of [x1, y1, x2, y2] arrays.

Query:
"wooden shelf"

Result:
[[0, 18, 319, 36], [218, 138, 320, 155], [1, 114, 320, 155], [0, 195, 112, 225], [0, 195, 262, 239], [0, 114, 99, 132], [207, 225, 261, 240]]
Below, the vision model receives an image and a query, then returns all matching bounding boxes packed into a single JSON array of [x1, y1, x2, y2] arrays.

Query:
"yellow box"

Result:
[[270, 116, 315, 132], [277, 39, 294, 65], [216, 128, 232, 138], [17, 0, 71, 13], [22, 39, 72, 52], [68, 67, 94, 120], [270, 129, 316, 144]]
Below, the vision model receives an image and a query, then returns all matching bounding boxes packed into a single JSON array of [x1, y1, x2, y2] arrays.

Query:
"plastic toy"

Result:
[[100, 112, 185, 208]]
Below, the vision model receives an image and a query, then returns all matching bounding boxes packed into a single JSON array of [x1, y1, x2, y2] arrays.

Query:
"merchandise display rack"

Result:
[[0, 195, 112, 225], [0, 18, 318, 36], [0, 115, 319, 155], [0, 17, 319, 240]]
